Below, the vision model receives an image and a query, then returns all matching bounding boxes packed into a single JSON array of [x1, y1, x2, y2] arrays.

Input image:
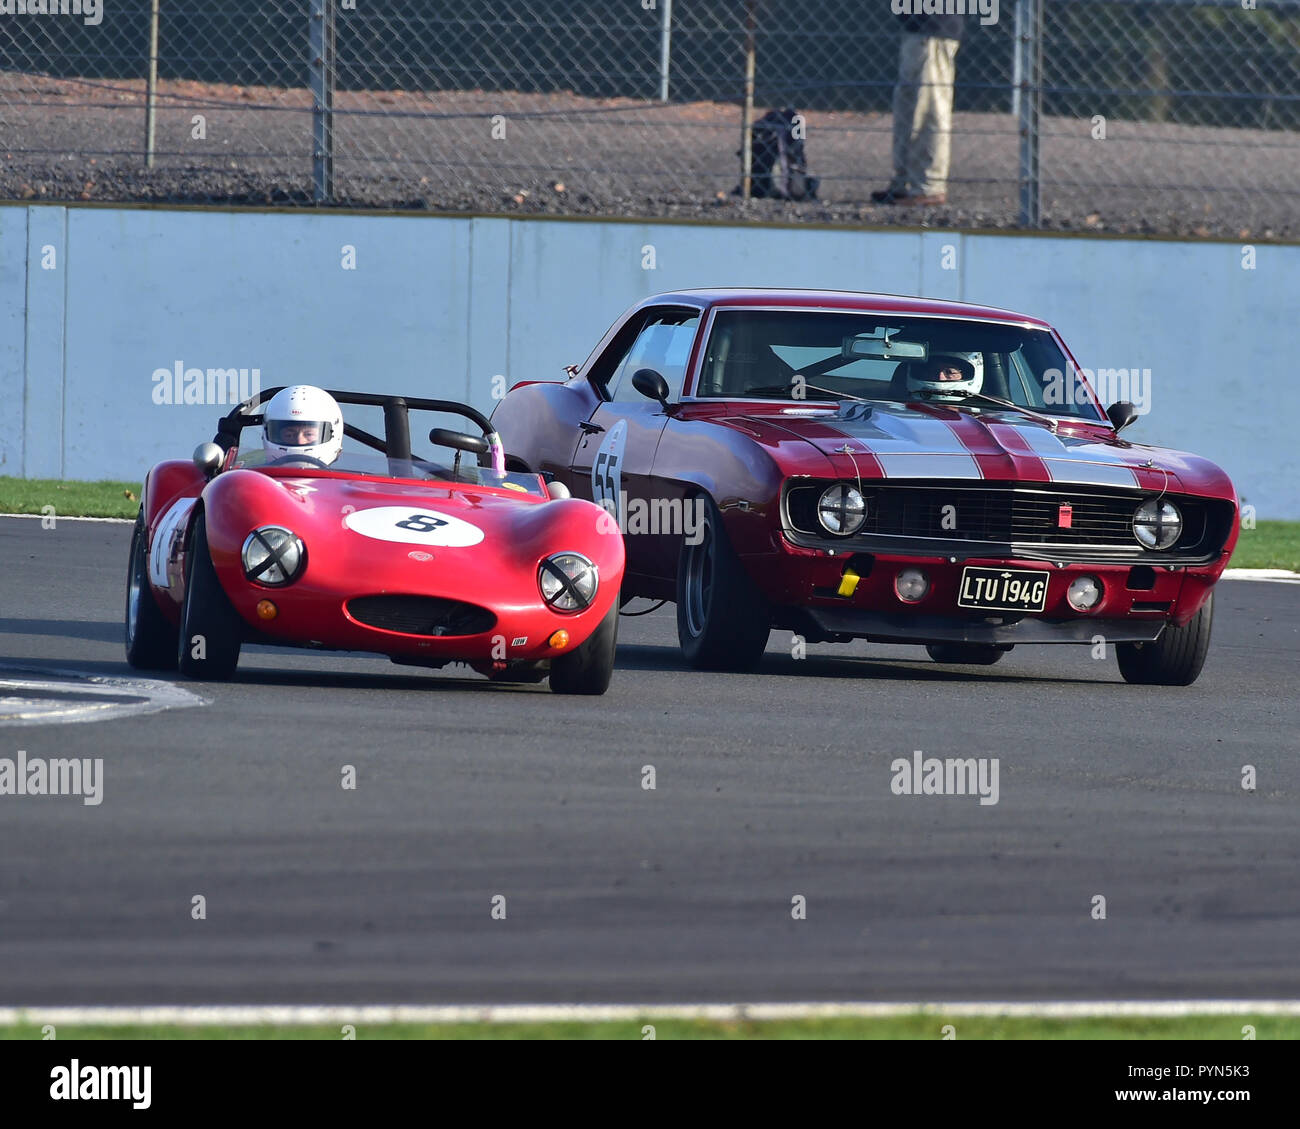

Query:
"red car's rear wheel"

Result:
[[124, 507, 179, 671]]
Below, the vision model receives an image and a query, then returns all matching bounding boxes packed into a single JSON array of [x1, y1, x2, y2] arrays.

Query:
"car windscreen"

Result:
[[694, 309, 1105, 420], [233, 448, 546, 496]]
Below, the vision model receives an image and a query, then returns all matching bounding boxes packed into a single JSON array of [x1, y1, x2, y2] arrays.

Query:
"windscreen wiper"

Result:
[[954, 392, 1061, 433], [741, 381, 874, 404]]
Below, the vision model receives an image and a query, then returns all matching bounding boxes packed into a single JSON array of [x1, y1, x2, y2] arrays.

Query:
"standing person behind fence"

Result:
[[871, 5, 965, 207]]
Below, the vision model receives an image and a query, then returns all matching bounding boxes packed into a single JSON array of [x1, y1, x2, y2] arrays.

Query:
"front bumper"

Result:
[[220, 577, 608, 663], [791, 607, 1165, 646], [749, 539, 1226, 645]]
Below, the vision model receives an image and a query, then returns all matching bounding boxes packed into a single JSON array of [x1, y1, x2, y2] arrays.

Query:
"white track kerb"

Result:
[[0, 513, 133, 524], [0, 668, 206, 727], [1223, 568, 1300, 583], [2, 1001, 1300, 1026]]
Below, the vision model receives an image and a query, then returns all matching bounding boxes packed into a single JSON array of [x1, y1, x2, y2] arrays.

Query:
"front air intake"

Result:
[[346, 596, 496, 637]]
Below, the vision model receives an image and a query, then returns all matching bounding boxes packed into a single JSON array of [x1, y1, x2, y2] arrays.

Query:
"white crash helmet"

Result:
[[262, 385, 344, 465], [906, 351, 984, 403]]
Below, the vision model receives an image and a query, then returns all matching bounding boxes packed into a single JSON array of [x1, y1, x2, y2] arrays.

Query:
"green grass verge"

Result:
[[0, 477, 141, 520], [0, 1015, 1295, 1039], [0, 476, 1297, 572], [1231, 521, 1300, 573]]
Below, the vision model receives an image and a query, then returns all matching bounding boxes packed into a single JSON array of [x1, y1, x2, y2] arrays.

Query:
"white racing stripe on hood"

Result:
[[877, 453, 983, 479], [1014, 424, 1139, 488], [823, 411, 983, 480], [1041, 458, 1139, 488]]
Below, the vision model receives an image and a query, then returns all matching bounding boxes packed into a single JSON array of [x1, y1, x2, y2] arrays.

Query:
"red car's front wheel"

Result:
[[176, 513, 243, 681], [1116, 593, 1213, 686], [550, 599, 618, 695], [675, 496, 770, 672]]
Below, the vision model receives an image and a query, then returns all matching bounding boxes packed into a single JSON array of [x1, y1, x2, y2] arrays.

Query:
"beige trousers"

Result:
[[890, 33, 960, 197]]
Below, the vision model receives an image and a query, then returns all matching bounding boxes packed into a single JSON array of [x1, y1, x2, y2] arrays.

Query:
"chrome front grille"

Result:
[[785, 482, 1212, 551]]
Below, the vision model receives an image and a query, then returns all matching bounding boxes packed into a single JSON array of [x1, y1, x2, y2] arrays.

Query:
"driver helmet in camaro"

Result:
[[262, 385, 344, 465], [906, 350, 984, 403]]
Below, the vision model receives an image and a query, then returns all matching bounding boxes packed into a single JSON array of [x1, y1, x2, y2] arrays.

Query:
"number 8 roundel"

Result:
[[344, 506, 485, 547]]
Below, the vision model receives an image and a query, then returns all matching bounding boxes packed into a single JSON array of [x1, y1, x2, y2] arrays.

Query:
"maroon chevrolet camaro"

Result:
[[491, 289, 1240, 685]]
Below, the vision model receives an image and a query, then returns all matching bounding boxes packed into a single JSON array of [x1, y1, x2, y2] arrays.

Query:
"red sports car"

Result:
[[490, 289, 1239, 685], [125, 389, 624, 694]]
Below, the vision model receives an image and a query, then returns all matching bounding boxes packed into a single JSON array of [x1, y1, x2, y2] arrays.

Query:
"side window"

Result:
[[608, 311, 701, 403], [587, 316, 650, 391]]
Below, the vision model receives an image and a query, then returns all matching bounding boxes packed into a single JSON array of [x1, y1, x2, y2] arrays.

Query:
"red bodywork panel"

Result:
[[491, 288, 1239, 636], [141, 464, 623, 664]]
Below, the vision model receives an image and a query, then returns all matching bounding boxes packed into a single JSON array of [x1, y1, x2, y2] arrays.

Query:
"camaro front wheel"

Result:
[[177, 512, 243, 680], [550, 599, 618, 695], [1116, 593, 1213, 687], [124, 507, 179, 671], [676, 496, 770, 671]]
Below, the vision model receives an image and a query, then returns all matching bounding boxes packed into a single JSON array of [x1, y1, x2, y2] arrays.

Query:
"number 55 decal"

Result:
[[592, 419, 627, 521]]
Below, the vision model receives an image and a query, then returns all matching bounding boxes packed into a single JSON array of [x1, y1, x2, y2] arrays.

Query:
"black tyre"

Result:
[[124, 507, 179, 671], [550, 599, 618, 695], [675, 496, 770, 671], [925, 643, 1011, 666], [176, 512, 243, 680], [1116, 593, 1213, 686]]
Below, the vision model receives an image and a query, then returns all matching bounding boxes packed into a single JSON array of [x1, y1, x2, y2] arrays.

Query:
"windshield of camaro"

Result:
[[696, 310, 1106, 420], [233, 447, 547, 496]]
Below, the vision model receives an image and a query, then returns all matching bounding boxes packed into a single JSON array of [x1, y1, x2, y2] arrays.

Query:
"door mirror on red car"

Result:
[[632, 368, 670, 408], [1106, 401, 1139, 433], [193, 442, 224, 479]]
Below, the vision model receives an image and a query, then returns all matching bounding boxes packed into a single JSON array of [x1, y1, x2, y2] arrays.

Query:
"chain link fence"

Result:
[[1, 1, 1298, 236]]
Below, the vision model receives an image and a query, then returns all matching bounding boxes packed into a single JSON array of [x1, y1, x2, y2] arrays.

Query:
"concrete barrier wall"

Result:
[[0, 203, 1294, 518]]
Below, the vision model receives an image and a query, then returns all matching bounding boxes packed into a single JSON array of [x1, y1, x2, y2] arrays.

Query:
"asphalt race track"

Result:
[[1, 516, 1297, 1006]]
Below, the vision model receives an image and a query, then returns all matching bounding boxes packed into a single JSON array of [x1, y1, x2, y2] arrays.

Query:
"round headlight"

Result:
[[539, 552, 598, 613], [1132, 499, 1182, 550], [817, 484, 867, 535], [242, 526, 305, 586]]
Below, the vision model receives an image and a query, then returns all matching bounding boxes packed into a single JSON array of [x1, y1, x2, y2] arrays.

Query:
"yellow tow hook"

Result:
[[837, 566, 861, 598]]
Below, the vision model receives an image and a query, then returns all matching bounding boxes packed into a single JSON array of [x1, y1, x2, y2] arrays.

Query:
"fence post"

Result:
[[1010, 0, 1023, 118], [145, 0, 160, 168], [310, 0, 336, 204], [1016, 0, 1042, 227], [659, 0, 673, 102], [740, 0, 757, 200]]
